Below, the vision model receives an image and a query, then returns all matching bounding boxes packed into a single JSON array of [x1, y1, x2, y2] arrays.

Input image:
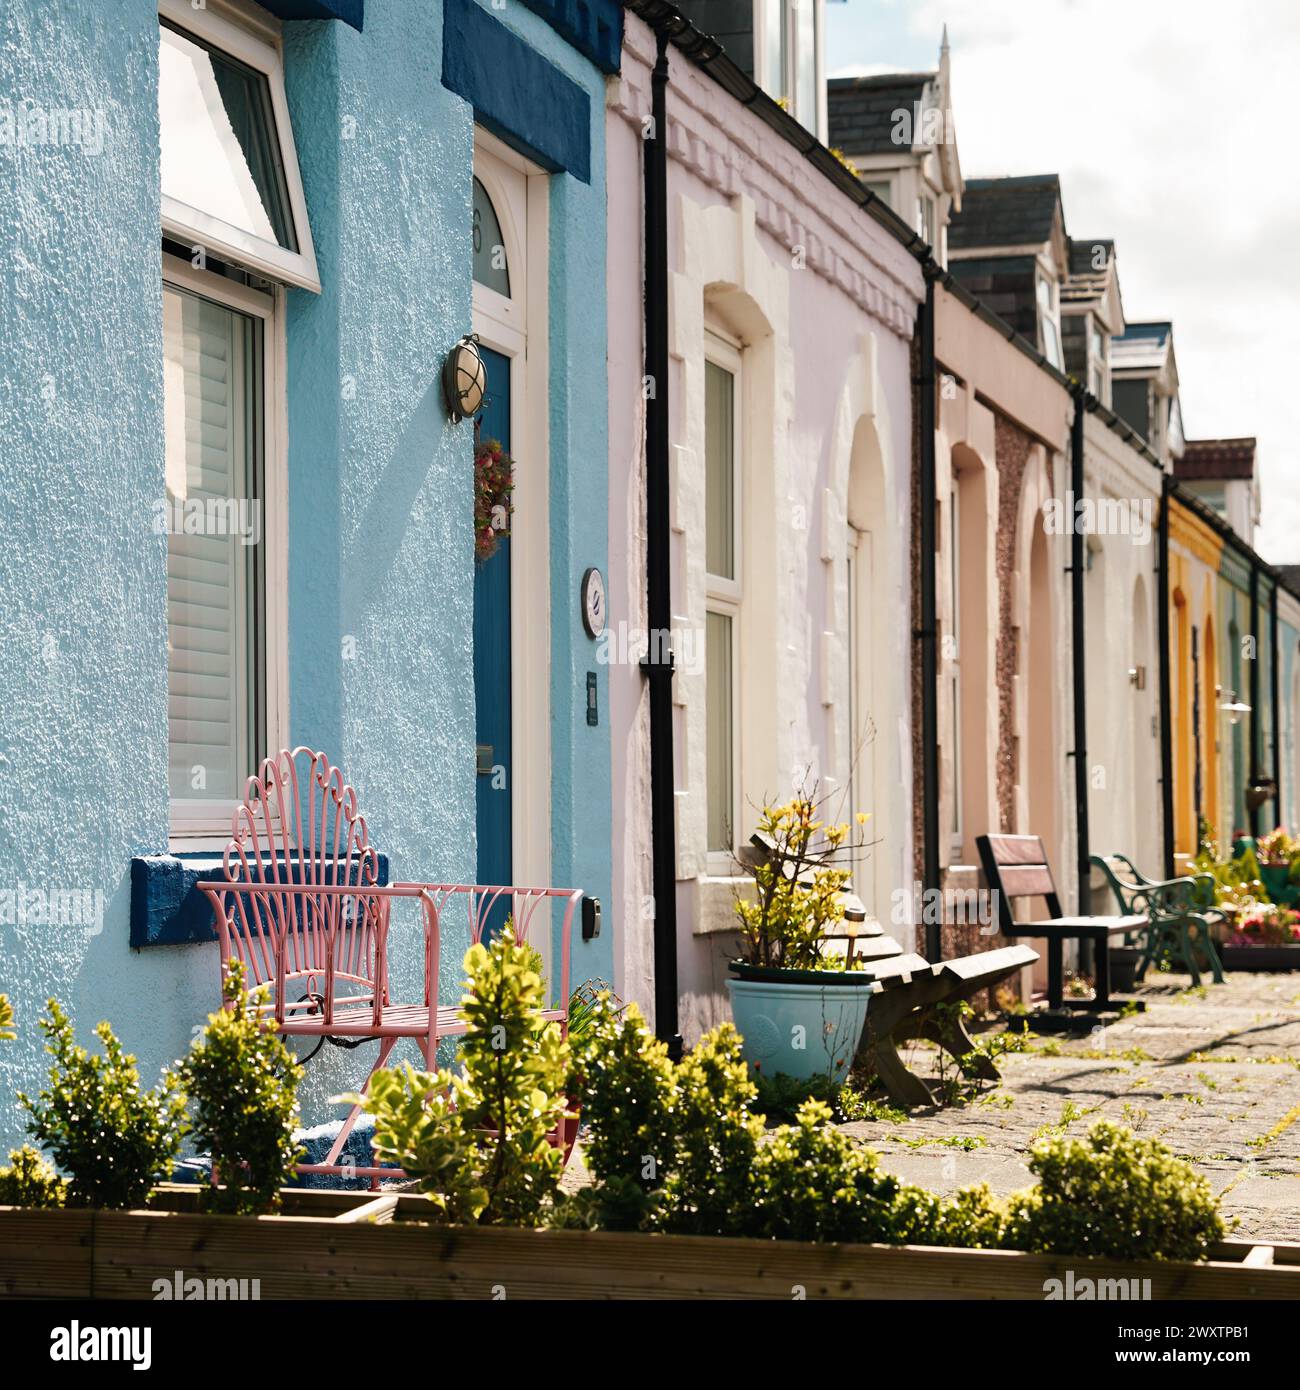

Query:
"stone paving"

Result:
[[842, 969, 1300, 1243]]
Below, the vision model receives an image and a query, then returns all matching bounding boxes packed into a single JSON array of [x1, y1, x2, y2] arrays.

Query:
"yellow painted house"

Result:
[[1166, 490, 1224, 863]]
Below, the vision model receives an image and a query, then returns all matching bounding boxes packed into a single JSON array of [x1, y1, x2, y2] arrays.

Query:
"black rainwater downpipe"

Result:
[[1271, 578, 1282, 823], [917, 266, 941, 962], [641, 30, 682, 1060], [1249, 563, 1261, 839], [1069, 387, 1091, 916], [1158, 477, 1175, 876]]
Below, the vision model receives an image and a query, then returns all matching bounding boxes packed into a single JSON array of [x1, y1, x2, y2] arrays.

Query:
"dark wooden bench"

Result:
[[854, 945, 1038, 1107], [976, 833, 1146, 1011]]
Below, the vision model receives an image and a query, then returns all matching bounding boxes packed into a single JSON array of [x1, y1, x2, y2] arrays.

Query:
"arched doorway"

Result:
[[1203, 614, 1218, 845], [1024, 514, 1057, 861], [1131, 574, 1155, 864], [847, 415, 887, 918], [471, 131, 550, 944], [1172, 589, 1192, 854], [952, 444, 991, 864]]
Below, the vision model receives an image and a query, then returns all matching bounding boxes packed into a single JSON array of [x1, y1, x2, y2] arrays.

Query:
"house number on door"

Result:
[[581, 567, 606, 639]]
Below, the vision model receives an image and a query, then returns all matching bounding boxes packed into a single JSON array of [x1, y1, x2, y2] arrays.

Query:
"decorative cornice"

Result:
[[613, 17, 922, 339]]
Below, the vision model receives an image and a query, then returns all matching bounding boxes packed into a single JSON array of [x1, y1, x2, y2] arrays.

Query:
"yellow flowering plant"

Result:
[[734, 789, 873, 972]]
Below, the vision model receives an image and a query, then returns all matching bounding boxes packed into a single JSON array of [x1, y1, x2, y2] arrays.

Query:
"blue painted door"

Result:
[[474, 346, 512, 915]]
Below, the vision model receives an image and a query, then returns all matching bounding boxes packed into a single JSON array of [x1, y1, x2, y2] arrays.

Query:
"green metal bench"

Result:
[[1090, 854, 1225, 987]]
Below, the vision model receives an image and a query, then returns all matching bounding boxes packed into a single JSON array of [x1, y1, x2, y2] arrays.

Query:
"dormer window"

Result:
[[1037, 274, 1062, 369], [760, 0, 824, 138]]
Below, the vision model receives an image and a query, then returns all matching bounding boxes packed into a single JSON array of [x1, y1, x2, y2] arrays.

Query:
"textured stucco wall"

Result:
[[0, 0, 612, 1147], [0, 0, 208, 1150], [281, 2, 479, 1112], [1081, 416, 1163, 877]]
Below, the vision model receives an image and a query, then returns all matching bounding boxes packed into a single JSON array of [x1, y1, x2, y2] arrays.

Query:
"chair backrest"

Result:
[[214, 748, 382, 996], [1091, 853, 1140, 914], [221, 747, 380, 891], [975, 833, 1064, 932]]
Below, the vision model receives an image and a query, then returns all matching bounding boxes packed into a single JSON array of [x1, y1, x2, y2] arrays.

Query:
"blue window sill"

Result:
[[129, 853, 390, 948]]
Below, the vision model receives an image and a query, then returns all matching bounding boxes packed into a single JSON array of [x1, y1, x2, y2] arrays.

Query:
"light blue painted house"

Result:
[[0, 0, 619, 1150]]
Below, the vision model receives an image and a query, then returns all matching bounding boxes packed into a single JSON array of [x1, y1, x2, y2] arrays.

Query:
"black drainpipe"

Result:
[[916, 266, 941, 962], [1069, 387, 1091, 916], [1271, 577, 1282, 823], [1249, 562, 1261, 839], [641, 31, 682, 1060], [1158, 476, 1175, 876]]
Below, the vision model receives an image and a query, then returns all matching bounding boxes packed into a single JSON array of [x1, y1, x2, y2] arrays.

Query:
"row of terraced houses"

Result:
[[0, 0, 1294, 1140]]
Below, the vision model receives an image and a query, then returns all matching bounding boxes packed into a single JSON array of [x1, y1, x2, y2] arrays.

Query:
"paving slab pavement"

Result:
[[840, 970, 1300, 1242]]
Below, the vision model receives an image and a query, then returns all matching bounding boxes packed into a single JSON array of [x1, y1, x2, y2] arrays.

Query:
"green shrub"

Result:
[[350, 925, 570, 1226], [924, 1183, 1008, 1249], [455, 928, 571, 1224], [566, 997, 676, 1230], [0, 1145, 67, 1208], [749, 1099, 904, 1243], [19, 1000, 188, 1210], [570, 1012, 1227, 1259], [659, 1023, 763, 1236], [178, 962, 302, 1215], [1005, 1120, 1225, 1261], [359, 1062, 486, 1222], [0, 994, 14, 1042]]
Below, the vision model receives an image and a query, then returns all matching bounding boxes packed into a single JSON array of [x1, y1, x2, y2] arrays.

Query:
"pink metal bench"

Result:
[[198, 747, 582, 1181]]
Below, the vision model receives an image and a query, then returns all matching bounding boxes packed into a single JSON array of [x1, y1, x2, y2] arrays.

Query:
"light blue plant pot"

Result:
[[726, 972, 876, 1086]]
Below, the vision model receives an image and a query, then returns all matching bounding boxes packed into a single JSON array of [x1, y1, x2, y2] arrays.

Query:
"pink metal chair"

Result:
[[198, 747, 581, 1181]]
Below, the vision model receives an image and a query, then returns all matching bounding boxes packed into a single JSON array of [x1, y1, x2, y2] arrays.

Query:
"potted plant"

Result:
[[1107, 943, 1142, 993], [726, 794, 876, 1086], [1254, 828, 1298, 906]]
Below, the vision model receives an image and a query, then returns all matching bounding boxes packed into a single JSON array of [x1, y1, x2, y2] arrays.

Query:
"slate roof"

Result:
[[947, 174, 1062, 251], [1176, 438, 1257, 482], [827, 73, 933, 155]]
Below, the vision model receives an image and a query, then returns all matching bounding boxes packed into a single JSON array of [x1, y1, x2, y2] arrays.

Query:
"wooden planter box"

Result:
[[1220, 944, 1300, 971], [3, 1187, 1299, 1300]]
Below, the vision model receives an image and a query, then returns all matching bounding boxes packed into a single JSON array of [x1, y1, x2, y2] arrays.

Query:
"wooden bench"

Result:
[[975, 833, 1146, 1011], [855, 945, 1039, 1107]]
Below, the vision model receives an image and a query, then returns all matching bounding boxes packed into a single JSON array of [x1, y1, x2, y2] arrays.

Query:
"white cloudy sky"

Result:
[[828, 0, 1300, 561]]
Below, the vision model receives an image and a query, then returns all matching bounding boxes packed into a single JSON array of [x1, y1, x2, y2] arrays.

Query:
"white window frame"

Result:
[[470, 128, 554, 906], [159, 0, 320, 293], [1036, 270, 1062, 369], [164, 253, 288, 844], [705, 330, 743, 873], [755, 0, 822, 137], [862, 177, 893, 210]]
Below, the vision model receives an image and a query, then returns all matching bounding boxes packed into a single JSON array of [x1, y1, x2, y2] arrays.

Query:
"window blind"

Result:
[[163, 284, 260, 802]]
